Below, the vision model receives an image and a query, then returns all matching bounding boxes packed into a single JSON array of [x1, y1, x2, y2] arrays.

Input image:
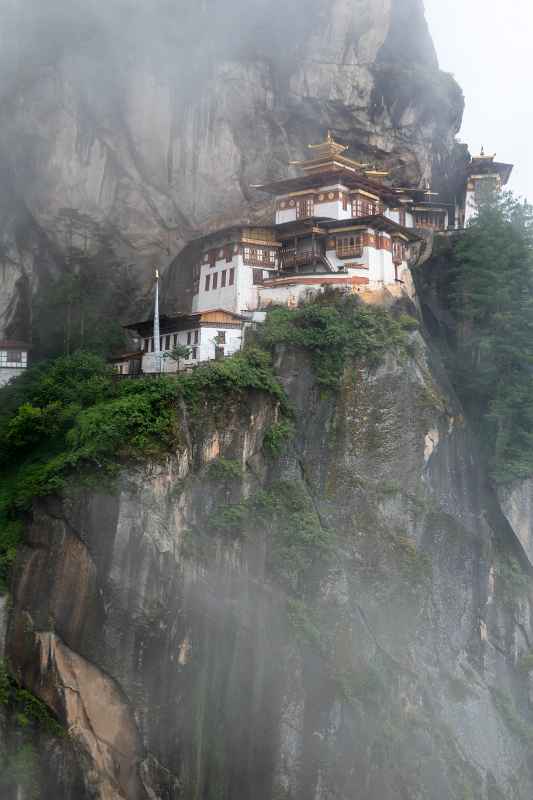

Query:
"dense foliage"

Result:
[[444, 194, 533, 482], [0, 347, 286, 581], [258, 294, 413, 388], [32, 212, 138, 360]]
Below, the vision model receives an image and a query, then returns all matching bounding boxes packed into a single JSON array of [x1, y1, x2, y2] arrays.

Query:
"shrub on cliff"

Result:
[[259, 294, 410, 389], [0, 347, 287, 566]]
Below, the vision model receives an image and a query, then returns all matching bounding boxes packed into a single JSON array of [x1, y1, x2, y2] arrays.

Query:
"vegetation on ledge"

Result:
[[258, 293, 414, 389], [0, 347, 287, 585]]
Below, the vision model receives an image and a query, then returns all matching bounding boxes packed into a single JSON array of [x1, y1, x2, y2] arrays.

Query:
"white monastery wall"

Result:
[[142, 327, 242, 374], [464, 189, 478, 226], [384, 209, 400, 224], [275, 208, 297, 225], [0, 367, 24, 387]]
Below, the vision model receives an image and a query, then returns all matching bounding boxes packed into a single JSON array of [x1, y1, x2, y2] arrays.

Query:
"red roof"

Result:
[[0, 340, 31, 350]]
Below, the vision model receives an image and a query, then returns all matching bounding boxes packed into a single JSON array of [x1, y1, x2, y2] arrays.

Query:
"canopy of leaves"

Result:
[[258, 294, 411, 389], [444, 193, 533, 482], [0, 347, 286, 578]]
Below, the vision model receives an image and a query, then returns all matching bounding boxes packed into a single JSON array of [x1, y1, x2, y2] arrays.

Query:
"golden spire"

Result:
[[475, 146, 496, 160], [303, 130, 349, 158], [423, 180, 439, 198], [290, 131, 369, 172]]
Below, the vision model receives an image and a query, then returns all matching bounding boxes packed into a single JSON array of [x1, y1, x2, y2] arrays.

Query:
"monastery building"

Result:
[[123, 135, 513, 374]]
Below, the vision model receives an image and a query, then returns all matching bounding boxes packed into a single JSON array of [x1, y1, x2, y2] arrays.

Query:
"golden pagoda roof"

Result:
[[289, 131, 370, 174], [473, 146, 496, 161]]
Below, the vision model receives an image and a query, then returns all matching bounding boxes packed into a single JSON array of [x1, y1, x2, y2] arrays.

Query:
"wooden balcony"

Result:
[[280, 248, 318, 270], [243, 255, 277, 268], [336, 247, 363, 260]]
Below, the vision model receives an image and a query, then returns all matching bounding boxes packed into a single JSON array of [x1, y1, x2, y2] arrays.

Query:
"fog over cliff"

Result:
[[0, 0, 464, 339], [9, 4, 533, 800]]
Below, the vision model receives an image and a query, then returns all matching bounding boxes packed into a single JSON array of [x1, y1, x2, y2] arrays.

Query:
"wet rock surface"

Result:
[[4, 332, 533, 799]]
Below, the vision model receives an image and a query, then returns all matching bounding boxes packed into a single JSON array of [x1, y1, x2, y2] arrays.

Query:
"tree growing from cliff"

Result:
[[32, 211, 138, 361], [448, 192, 533, 481]]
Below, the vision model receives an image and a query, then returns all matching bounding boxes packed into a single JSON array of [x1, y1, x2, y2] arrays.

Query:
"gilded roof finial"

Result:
[[480, 145, 485, 157], [424, 179, 439, 198]]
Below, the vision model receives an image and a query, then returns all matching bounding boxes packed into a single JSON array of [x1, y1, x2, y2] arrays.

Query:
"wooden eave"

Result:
[[254, 171, 398, 204], [109, 351, 143, 363], [324, 215, 422, 242], [125, 310, 245, 337], [469, 159, 513, 185], [0, 340, 31, 350], [274, 217, 331, 238]]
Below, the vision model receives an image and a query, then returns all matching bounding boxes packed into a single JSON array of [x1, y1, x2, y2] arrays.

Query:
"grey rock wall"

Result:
[[5, 331, 533, 799], [0, 0, 463, 337]]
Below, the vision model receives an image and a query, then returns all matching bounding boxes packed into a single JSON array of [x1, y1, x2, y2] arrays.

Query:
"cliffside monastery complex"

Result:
[[117, 134, 513, 376], [0, 135, 514, 384]]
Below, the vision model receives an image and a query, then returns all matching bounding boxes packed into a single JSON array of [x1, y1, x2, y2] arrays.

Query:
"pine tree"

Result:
[[448, 192, 533, 481]]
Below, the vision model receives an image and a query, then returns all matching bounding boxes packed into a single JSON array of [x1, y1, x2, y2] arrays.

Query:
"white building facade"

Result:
[[121, 135, 514, 373], [127, 310, 244, 374], [0, 341, 29, 387]]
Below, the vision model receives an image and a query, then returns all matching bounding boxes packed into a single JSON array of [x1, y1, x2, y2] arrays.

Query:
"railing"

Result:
[[243, 255, 277, 268], [280, 249, 319, 270], [336, 246, 363, 259]]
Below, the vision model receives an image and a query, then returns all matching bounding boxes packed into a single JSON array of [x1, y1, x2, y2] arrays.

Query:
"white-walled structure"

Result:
[[0, 341, 29, 387], [121, 134, 514, 372], [126, 310, 244, 374], [461, 150, 513, 227]]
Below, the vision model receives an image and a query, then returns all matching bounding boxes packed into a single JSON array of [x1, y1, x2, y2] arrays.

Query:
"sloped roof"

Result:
[[0, 340, 31, 350]]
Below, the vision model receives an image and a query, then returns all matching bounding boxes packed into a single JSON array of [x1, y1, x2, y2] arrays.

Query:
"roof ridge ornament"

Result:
[[290, 132, 370, 172], [475, 145, 496, 160]]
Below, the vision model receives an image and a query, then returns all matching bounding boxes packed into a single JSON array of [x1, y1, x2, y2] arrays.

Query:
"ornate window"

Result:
[[336, 235, 363, 259], [213, 273, 218, 290], [221, 270, 227, 287], [229, 268, 235, 286], [296, 197, 314, 219], [205, 274, 211, 291], [352, 197, 381, 218], [165, 335, 171, 350], [217, 331, 226, 344], [392, 240, 405, 263], [187, 332, 192, 345], [253, 269, 264, 285]]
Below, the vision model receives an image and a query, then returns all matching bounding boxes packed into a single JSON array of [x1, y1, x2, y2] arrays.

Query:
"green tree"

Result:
[[447, 192, 533, 481], [164, 344, 191, 371], [32, 212, 138, 361]]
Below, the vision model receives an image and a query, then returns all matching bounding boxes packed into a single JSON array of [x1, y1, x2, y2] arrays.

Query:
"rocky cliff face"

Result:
[[0, 0, 463, 336], [4, 317, 533, 800]]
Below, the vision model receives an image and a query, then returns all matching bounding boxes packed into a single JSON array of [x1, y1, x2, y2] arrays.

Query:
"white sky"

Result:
[[423, 0, 532, 200]]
